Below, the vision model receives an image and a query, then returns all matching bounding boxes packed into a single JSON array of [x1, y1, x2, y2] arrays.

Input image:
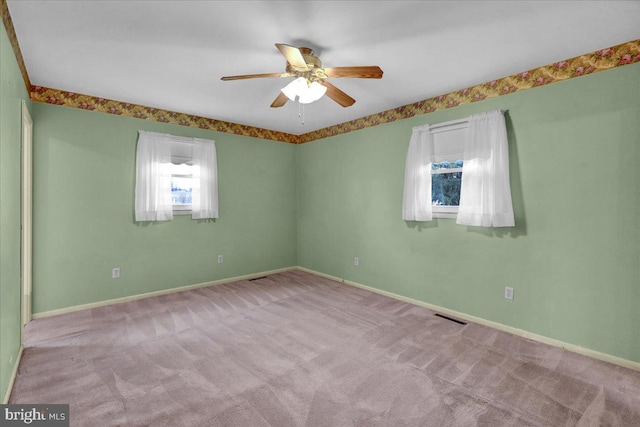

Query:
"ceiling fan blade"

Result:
[[320, 81, 356, 107], [270, 91, 289, 108], [221, 73, 287, 81], [275, 44, 308, 69], [323, 66, 383, 79]]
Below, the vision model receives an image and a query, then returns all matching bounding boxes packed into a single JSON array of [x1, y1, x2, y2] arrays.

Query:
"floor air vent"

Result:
[[434, 313, 467, 325], [249, 276, 268, 281]]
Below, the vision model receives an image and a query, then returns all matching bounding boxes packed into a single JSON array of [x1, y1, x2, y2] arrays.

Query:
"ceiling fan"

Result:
[[221, 44, 383, 108]]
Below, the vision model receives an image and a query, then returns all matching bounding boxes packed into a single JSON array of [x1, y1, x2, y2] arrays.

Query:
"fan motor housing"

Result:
[[286, 47, 322, 74]]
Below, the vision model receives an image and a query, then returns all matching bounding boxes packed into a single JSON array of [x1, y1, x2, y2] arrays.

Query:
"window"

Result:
[[135, 131, 218, 222], [402, 110, 513, 226], [170, 163, 194, 213], [430, 121, 468, 218], [169, 141, 196, 214], [432, 160, 463, 205]]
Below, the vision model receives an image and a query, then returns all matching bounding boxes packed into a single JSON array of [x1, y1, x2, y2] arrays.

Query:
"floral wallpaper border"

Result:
[[29, 87, 298, 143], [2, 1, 638, 144], [296, 38, 640, 144]]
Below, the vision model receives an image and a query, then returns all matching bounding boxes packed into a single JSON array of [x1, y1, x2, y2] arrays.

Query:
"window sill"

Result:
[[433, 212, 457, 219], [173, 205, 192, 215], [432, 206, 458, 219]]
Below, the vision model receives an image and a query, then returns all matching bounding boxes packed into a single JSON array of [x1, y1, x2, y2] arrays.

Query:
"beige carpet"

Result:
[[10, 270, 640, 426]]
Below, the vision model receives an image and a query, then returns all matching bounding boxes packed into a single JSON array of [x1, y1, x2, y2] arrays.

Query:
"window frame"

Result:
[[429, 119, 468, 219], [431, 166, 464, 218], [171, 169, 193, 215], [170, 154, 194, 215]]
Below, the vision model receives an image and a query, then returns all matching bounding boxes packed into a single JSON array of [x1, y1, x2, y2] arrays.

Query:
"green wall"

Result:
[[0, 18, 30, 400], [31, 103, 297, 313], [5, 33, 639, 407], [297, 62, 640, 363]]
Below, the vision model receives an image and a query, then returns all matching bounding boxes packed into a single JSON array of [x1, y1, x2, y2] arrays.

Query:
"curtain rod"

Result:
[[138, 130, 214, 144], [428, 118, 468, 131], [427, 109, 507, 132]]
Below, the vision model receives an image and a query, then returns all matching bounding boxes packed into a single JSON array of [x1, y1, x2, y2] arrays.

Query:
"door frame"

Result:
[[21, 99, 33, 335]]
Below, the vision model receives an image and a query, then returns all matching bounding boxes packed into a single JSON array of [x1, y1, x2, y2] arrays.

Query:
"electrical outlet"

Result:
[[217, 255, 224, 264], [505, 286, 514, 301], [112, 267, 120, 279], [354, 257, 359, 266]]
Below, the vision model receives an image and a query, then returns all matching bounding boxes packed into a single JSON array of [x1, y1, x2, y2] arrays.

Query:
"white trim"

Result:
[[297, 267, 640, 372], [21, 100, 33, 333], [431, 167, 463, 175], [172, 209, 193, 216], [2, 345, 23, 404], [32, 267, 297, 319], [172, 204, 192, 215], [431, 205, 458, 219], [30, 264, 639, 372]]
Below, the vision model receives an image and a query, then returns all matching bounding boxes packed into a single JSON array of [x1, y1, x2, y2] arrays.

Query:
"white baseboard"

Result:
[[29, 265, 640, 372], [33, 266, 297, 319], [297, 266, 640, 372], [2, 345, 23, 404]]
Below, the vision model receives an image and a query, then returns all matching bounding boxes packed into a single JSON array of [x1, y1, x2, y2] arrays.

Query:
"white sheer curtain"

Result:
[[457, 110, 514, 227], [191, 138, 218, 219], [402, 125, 433, 221], [135, 131, 174, 221], [135, 131, 218, 221]]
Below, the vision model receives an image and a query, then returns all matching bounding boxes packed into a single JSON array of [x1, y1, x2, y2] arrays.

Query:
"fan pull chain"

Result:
[[298, 102, 305, 125]]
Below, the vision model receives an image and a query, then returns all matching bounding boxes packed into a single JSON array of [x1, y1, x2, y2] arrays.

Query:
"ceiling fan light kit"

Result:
[[221, 43, 383, 109], [282, 77, 327, 104]]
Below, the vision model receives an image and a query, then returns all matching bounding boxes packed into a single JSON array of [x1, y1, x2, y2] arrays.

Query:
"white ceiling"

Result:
[[7, 1, 640, 135]]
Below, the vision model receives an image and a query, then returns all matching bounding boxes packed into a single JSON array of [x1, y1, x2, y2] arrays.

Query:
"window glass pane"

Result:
[[431, 161, 463, 206], [170, 163, 193, 206], [171, 176, 192, 205]]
